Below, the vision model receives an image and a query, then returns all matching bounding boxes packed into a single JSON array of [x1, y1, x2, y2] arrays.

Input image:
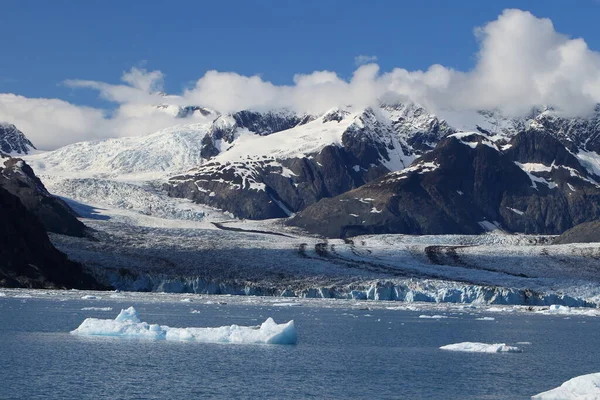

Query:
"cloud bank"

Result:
[[3, 9, 600, 149]]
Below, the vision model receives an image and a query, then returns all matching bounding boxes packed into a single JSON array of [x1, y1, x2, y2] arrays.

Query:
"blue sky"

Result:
[[2, 0, 600, 108]]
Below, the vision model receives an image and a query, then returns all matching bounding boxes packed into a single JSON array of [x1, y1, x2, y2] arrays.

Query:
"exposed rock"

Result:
[[554, 220, 600, 244], [0, 156, 86, 237], [0, 186, 102, 289], [288, 132, 600, 238]]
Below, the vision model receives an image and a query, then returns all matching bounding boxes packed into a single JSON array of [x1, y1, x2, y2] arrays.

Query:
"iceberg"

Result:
[[532, 373, 600, 399], [440, 342, 522, 353], [71, 307, 297, 345]]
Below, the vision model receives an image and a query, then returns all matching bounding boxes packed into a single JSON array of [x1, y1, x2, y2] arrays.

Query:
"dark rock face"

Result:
[[0, 123, 35, 155], [289, 132, 600, 238], [554, 220, 600, 244], [505, 130, 586, 174], [166, 143, 388, 220], [0, 157, 87, 237], [166, 109, 408, 219], [0, 186, 102, 289]]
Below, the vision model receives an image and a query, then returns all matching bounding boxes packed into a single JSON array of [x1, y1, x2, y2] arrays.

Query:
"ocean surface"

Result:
[[0, 292, 599, 399]]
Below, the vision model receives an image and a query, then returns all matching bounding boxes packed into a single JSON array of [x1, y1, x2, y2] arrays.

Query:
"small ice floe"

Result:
[[440, 342, 522, 353], [81, 295, 101, 300], [71, 307, 297, 345], [190, 310, 201, 314], [516, 342, 532, 345], [180, 298, 192, 303], [475, 317, 495, 321], [81, 307, 112, 311], [419, 315, 448, 319], [0, 292, 6, 297], [532, 372, 600, 399], [272, 302, 302, 307]]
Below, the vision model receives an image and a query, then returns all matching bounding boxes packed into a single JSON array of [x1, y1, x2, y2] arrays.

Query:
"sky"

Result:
[[2, 0, 600, 149]]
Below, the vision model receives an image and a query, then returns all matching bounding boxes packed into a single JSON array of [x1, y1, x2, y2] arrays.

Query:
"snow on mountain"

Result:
[[0, 123, 35, 155], [165, 107, 416, 219], [17, 101, 600, 225], [25, 122, 218, 180]]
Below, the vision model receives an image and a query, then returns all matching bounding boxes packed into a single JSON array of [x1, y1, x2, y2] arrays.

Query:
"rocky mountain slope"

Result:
[[0, 185, 101, 288], [166, 107, 413, 219], [1, 155, 86, 237], [554, 220, 600, 244], [289, 131, 600, 237], [19, 102, 600, 236]]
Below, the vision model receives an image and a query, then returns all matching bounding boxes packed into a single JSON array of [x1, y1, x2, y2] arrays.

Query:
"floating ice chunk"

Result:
[[440, 342, 522, 353], [71, 307, 297, 345], [548, 305, 570, 313], [272, 302, 303, 307], [419, 315, 448, 319], [81, 295, 101, 300], [190, 310, 201, 314], [81, 307, 113, 311], [532, 372, 600, 399], [0, 292, 6, 297], [475, 317, 495, 321], [516, 341, 532, 345]]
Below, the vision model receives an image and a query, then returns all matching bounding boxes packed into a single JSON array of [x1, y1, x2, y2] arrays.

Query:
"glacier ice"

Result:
[[71, 307, 297, 345], [532, 372, 600, 399], [439, 342, 522, 353]]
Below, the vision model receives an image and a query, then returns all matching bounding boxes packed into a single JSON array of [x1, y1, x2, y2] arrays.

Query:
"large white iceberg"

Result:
[[532, 372, 600, 399], [440, 342, 522, 353], [71, 307, 297, 345]]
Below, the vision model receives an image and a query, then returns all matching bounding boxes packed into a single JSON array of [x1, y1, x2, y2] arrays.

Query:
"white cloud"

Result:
[[354, 55, 378, 66], [3, 9, 600, 149]]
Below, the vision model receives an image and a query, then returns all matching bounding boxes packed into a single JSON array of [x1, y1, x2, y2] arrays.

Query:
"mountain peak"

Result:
[[0, 123, 35, 155]]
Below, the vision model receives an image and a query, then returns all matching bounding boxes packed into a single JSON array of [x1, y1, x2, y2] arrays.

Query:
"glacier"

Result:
[[71, 307, 297, 345], [532, 372, 600, 399], [440, 342, 522, 353]]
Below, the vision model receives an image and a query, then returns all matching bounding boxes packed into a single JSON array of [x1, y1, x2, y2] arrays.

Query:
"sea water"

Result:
[[1, 292, 599, 399]]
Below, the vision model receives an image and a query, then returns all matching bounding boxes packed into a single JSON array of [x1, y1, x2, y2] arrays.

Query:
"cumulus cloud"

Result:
[[3, 9, 600, 149], [354, 55, 378, 66]]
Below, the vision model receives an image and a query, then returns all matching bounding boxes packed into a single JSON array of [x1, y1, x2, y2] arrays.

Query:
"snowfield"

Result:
[[71, 307, 297, 345]]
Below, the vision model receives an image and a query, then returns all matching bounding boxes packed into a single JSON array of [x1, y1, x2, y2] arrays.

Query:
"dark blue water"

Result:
[[1, 296, 599, 399]]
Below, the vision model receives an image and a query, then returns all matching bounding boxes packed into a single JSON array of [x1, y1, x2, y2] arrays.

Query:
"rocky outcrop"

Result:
[[0, 186, 102, 289], [288, 132, 600, 238], [0, 156, 87, 237], [554, 220, 600, 244]]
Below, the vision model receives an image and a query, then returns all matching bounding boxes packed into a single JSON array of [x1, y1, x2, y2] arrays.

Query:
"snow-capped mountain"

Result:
[[0, 123, 35, 155], [21, 101, 600, 235], [166, 107, 415, 219], [25, 109, 306, 180], [289, 131, 600, 237]]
